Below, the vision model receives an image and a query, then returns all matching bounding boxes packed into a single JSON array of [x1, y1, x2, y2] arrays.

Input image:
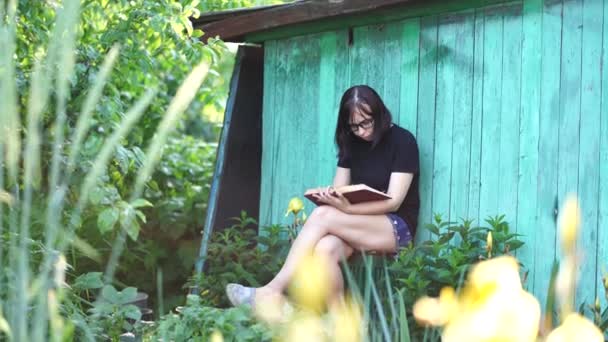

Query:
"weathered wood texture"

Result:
[[258, 0, 607, 307]]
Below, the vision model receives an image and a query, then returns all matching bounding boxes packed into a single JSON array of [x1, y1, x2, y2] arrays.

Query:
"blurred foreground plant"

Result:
[[413, 195, 604, 342], [0, 0, 212, 340]]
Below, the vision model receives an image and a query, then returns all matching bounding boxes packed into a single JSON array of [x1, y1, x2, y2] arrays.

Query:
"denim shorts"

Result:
[[387, 213, 413, 251]]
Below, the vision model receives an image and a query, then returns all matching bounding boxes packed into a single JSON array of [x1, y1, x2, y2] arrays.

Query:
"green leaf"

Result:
[[97, 207, 119, 234], [73, 272, 104, 291], [131, 198, 153, 208], [123, 220, 140, 241]]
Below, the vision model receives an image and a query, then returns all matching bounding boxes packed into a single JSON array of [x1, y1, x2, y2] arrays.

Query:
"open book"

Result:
[[304, 184, 392, 206]]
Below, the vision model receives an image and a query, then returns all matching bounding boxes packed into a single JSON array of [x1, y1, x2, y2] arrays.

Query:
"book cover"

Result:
[[304, 184, 391, 206]]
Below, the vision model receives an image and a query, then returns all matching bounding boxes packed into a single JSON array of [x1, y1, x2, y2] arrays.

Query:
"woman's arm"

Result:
[[345, 172, 413, 215], [333, 167, 351, 188], [316, 172, 413, 215]]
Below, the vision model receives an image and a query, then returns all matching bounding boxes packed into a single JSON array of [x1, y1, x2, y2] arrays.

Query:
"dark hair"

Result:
[[334, 85, 393, 160]]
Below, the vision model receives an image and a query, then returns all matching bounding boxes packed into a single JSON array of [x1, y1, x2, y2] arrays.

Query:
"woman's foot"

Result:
[[226, 284, 292, 323], [226, 283, 256, 307]]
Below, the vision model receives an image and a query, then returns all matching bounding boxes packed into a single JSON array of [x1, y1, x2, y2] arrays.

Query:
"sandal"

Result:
[[226, 283, 256, 308]]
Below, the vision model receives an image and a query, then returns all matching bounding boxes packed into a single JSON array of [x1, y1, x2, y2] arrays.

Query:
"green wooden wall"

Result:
[[259, 0, 608, 308]]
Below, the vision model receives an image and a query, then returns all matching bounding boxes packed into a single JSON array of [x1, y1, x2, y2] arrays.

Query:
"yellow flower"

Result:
[[486, 231, 493, 257], [53, 254, 68, 288], [558, 195, 580, 255], [254, 293, 293, 325], [285, 197, 304, 217], [210, 330, 223, 342], [546, 313, 603, 342], [413, 256, 541, 342], [283, 313, 325, 342], [0, 189, 13, 206], [331, 296, 363, 342], [289, 252, 330, 313], [555, 256, 576, 316], [0, 307, 10, 339], [413, 287, 458, 326]]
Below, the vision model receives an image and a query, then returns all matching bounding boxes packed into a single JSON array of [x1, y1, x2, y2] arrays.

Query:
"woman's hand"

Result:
[[313, 186, 351, 213]]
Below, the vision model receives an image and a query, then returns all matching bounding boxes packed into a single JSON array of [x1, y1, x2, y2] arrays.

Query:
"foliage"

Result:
[[390, 214, 524, 306], [1, 0, 213, 340], [10, 0, 239, 313], [196, 0, 293, 12], [89, 285, 142, 341], [187, 211, 290, 307], [145, 294, 273, 341]]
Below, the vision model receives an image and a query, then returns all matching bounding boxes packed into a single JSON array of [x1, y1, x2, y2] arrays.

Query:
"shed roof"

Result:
[[193, 0, 416, 43]]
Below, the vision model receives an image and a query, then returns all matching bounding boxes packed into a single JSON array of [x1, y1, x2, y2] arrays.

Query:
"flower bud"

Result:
[[558, 195, 580, 255], [486, 231, 493, 257]]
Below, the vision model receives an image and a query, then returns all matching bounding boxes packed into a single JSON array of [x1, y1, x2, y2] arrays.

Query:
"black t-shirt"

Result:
[[337, 124, 420, 235]]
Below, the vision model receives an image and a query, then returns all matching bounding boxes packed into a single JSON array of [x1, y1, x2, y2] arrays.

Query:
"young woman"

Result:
[[227, 85, 420, 309]]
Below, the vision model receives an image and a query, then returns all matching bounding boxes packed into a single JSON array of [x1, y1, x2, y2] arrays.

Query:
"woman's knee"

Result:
[[314, 235, 349, 262], [308, 206, 341, 225]]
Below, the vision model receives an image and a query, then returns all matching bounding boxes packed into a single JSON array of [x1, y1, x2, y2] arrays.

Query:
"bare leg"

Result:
[[313, 235, 354, 306], [258, 206, 395, 302]]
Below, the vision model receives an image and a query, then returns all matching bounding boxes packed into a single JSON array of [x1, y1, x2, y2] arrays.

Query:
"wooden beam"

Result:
[[195, 0, 414, 42]]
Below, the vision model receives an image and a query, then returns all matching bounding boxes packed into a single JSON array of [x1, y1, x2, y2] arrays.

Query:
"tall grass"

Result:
[[342, 254, 438, 342], [0, 0, 210, 340]]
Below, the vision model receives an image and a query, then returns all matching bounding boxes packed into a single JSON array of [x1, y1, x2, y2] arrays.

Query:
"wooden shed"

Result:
[[194, 0, 608, 309]]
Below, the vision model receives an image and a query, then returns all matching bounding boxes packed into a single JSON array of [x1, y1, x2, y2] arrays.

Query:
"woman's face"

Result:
[[349, 107, 374, 141]]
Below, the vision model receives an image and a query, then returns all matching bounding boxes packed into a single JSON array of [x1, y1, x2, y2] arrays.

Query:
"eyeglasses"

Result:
[[349, 118, 374, 133]]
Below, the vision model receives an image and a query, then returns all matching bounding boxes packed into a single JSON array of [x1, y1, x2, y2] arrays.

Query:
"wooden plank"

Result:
[[468, 9, 485, 224], [197, 0, 417, 42], [534, 0, 562, 307], [432, 14, 458, 222], [478, 9, 503, 222], [298, 34, 322, 216], [415, 16, 439, 242], [272, 37, 301, 225], [399, 18, 421, 134], [259, 40, 279, 229], [350, 24, 386, 94], [277, 36, 322, 226], [516, 0, 541, 292], [498, 5, 522, 242], [598, 0, 608, 310], [577, 0, 602, 308], [243, 0, 516, 43], [384, 21, 403, 122], [449, 13, 475, 225], [557, 0, 582, 273], [318, 31, 339, 187]]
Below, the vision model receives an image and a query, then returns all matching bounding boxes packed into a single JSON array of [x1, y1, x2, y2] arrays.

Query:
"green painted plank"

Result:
[[577, 0, 602, 308], [598, 0, 608, 310], [498, 5, 522, 239], [557, 0, 582, 274], [299, 34, 322, 215], [273, 37, 304, 225], [384, 22, 403, 122], [467, 10, 485, 224], [318, 31, 339, 187], [350, 24, 386, 93], [478, 9, 504, 221], [432, 14, 458, 222], [260, 40, 279, 229], [415, 16, 439, 242], [279, 36, 322, 226], [516, 0, 541, 292], [330, 30, 352, 183], [399, 18, 421, 134], [245, 0, 517, 43], [533, 0, 562, 307], [449, 13, 475, 224]]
